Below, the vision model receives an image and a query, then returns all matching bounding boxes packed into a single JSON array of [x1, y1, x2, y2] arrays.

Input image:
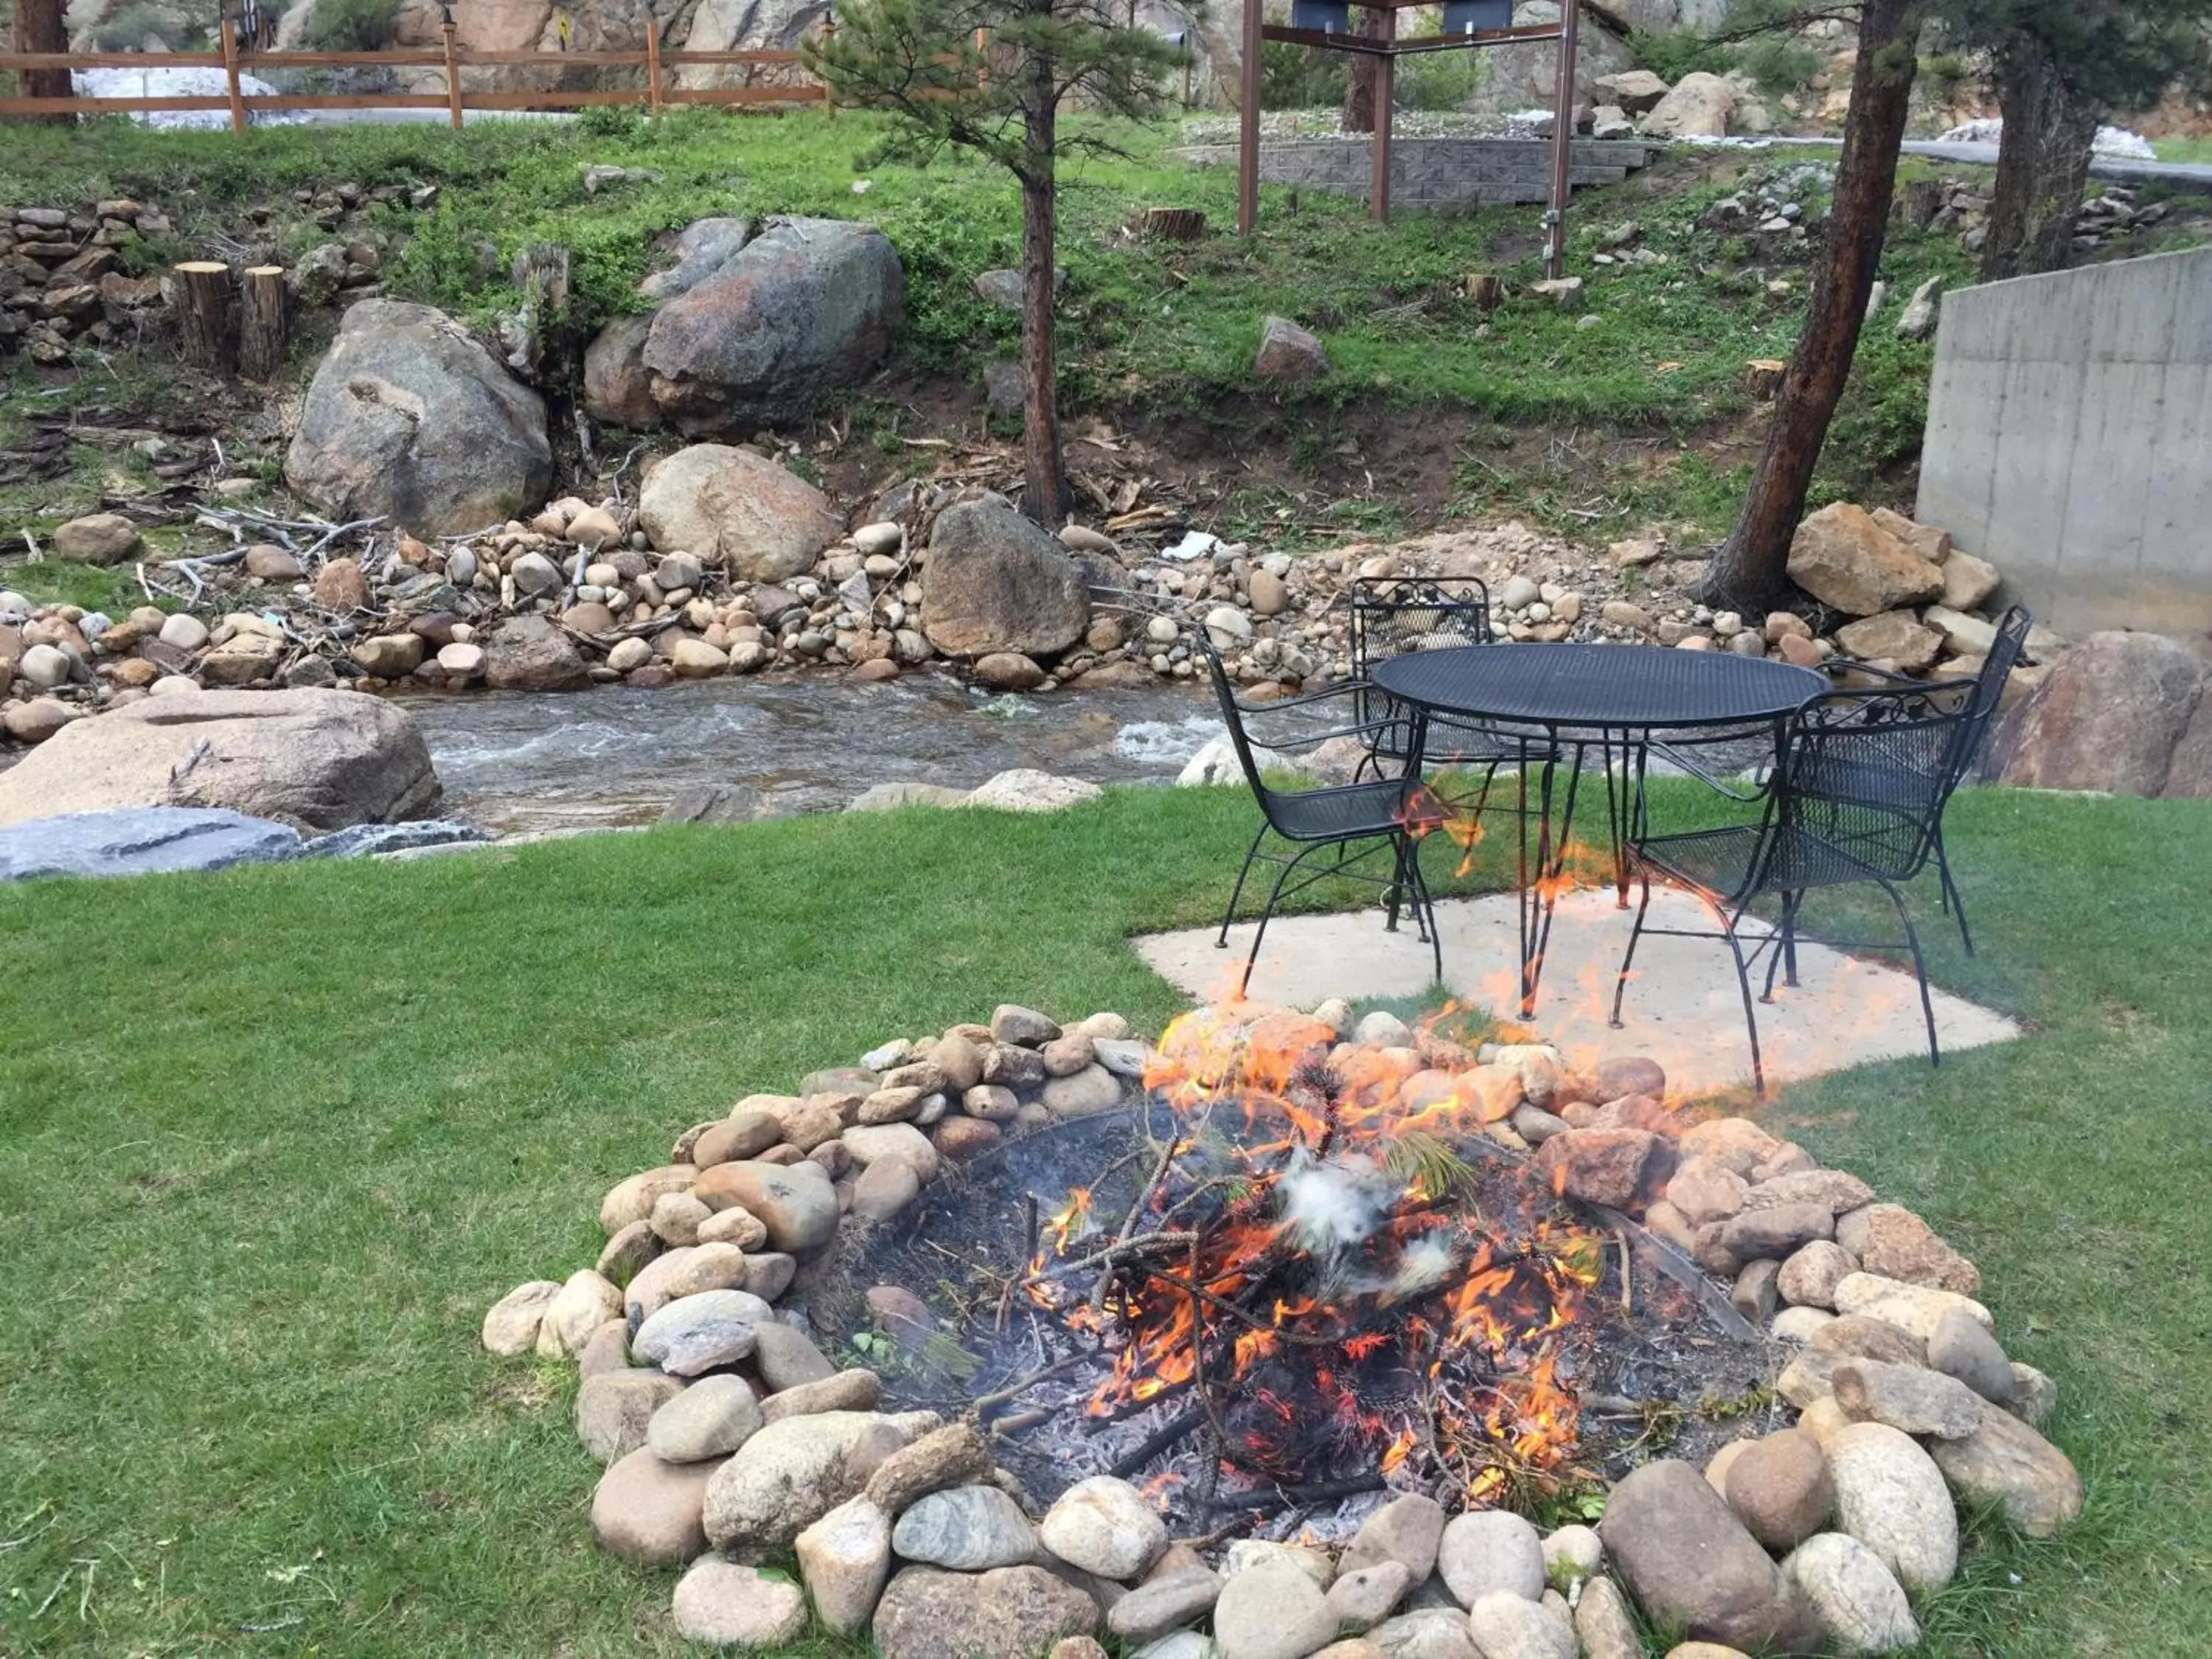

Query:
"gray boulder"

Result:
[[0, 689, 439, 832], [285, 300, 552, 536], [644, 216, 904, 434], [0, 807, 301, 880], [582, 313, 658, 429], [1991, 630, 2207, 798], [638, 444, 844, 581], [920, 501, 1090, 658], [641, 216, 751, 300], [482, 614, 591, 692]]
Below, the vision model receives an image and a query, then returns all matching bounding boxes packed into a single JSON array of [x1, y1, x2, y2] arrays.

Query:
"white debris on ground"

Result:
[[71, 66, 307, 130], [1937, 117, 2159, 159]]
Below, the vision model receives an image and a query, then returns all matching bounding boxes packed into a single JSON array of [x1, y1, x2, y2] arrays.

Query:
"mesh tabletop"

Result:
[[1369, 644, 1826, 732]]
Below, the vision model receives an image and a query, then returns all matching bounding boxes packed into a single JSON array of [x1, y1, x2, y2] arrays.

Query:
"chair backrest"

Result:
[[1197, 636, 1288, 823], [1346, 576, 1494, 669], [1775, 684, 1978, 883], [1346, 577, 1491, 739], [1944, 604, 2031, 787]]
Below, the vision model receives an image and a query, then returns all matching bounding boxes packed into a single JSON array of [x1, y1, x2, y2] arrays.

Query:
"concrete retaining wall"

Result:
[[1916, 245, 2212, 647], [1172, 138, 1658, 209]]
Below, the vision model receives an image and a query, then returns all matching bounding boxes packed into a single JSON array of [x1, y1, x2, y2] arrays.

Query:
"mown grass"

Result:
[[1, 781, 2209, 1656], [0, 112, 2003, 542]]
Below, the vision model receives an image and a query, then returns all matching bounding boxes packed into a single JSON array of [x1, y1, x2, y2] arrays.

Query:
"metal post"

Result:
[[220, 13, 246, 134], [1237, 0, 1261, 234], [1368, 8, 1395, 223], [441, 14, 464, 129], [1543, 0, 1579, 279]]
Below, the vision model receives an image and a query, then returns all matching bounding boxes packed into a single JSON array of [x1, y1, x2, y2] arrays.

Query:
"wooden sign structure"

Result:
[[1236, 0, 1582, 278]]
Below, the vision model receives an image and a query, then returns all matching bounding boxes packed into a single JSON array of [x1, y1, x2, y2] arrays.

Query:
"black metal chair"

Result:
[[1200, 639, 1450, 995], [1820, 604, 2032, 954], [1346, 577, 1546, 810], [1609, 681, 1985, 1096]]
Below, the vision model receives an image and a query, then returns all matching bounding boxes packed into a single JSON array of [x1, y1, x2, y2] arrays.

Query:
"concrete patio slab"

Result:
[[1135, 886, 2022, 1099]]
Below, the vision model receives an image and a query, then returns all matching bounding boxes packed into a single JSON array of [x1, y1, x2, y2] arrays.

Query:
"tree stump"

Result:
[[238, 265, 290, 380], [171, 261, 237, 374], [1464, 273, 1504, 313], [1138, 207, 1207, 242], [500, 242, 574, 375], [1742, 358, 1787, 400]]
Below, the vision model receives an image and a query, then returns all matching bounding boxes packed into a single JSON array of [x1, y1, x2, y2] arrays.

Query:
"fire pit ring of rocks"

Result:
[[483, 999, 2083, 1658]]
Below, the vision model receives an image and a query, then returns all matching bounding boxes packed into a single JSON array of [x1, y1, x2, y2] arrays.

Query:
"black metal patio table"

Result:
[[1370, 643, 1827, 1018]]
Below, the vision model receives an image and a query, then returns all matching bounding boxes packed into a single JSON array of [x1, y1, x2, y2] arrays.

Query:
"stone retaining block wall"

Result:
[[1172, 138, 1659, 209], [1916, 244, 2212, 647]]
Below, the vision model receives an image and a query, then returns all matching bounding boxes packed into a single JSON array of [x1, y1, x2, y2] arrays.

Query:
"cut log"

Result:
[[238, 265, 289, 380], [171, 261, 237, 374], [1465, 273, 1505, 313]]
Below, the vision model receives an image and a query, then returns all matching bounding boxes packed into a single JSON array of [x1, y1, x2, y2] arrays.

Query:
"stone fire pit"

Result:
[[482, 1001, 2080, 1657]]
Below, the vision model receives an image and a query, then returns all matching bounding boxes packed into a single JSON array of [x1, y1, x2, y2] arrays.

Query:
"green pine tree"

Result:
[[809, 0, 1195, 524]]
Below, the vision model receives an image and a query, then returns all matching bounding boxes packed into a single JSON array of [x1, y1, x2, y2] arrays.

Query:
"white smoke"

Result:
[[1276, 1150, 1398, 1261]]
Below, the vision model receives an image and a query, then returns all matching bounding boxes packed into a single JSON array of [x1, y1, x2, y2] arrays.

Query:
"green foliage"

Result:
[[1261, 38, 1347, 108], [1736, 32, 1823, 95], [1930, 0, 2212, 114], [1396, 44, 1487, 112], [808, 0, 1190, 184], [1628, 25, 1733, 83], [90, 1, 201, 49], [302, 0, 400, 52]]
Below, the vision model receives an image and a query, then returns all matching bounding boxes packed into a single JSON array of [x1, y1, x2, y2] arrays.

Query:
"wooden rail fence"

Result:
[[0, 18, 830, 128]]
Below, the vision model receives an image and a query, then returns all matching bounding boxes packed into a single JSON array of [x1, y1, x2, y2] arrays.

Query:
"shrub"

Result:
[[1260, 39, 1346, 109], [1736, 33, 1823, 96], [1397, 45, 1486, 112], [302, 0, 400, 54], [1628, 25, 1733, 83]]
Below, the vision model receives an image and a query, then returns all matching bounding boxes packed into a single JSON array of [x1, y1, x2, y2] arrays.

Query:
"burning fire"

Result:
[[1020, 1006, 1601, 1513]]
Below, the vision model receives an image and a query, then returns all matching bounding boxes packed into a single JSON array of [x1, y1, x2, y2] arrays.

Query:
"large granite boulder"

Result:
[[639, 445, 844, 580], [643, 217, 903, 434], [1990, 630, 2207, 797], [1786, 502, 1945, 617], [921, 501, 1091, 659], [285, 300, 552, 535], [481, 613, 591, 692], [0, 689, 439, 832], [581, 313, 658, 429], [1641, 69, 1735, 137]]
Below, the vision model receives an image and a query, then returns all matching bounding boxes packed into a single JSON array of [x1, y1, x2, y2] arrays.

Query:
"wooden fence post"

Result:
[[644, 10, 664, 114], [239, 265, 289, 379], [819, 13, 836, 117], [220, 14, 247, 133], [172, 261, 238, 372], [442, 17, 464, 129]]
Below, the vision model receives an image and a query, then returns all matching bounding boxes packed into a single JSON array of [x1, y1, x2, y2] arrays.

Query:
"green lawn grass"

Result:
[[1, 782, 2209, 1655]]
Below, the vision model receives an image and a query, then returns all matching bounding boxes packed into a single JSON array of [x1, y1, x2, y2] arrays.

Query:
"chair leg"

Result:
[[1877, 877, 1942, 1068], [1217, 823, 1268, 948], [1720, 904, 1768, 1099], [1935, 829, 1975, 956], [1609, 870, 1655, 1028], [1403, 835, 1444, 984], [1239, 843, 1319, 997], [1761, 890, 1801, 1004]]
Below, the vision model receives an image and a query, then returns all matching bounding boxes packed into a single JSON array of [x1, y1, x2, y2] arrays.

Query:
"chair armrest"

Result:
[[1648, 736, 1774, 803]]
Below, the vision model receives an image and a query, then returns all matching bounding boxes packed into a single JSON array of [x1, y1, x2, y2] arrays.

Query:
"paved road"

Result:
[[1780, 134, 2212, 195]]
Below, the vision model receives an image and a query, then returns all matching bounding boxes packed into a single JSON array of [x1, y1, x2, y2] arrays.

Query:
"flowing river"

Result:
[[397, 673, 1227, 836]]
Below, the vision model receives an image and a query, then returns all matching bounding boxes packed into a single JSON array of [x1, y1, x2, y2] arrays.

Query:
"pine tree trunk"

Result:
[[1019, 77, 1069, 526], [11, 0, 72, 119], [1980, 47, 2098, 282], [1342, 5, 1391, 134], [1694, 0, 1920, 616]]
